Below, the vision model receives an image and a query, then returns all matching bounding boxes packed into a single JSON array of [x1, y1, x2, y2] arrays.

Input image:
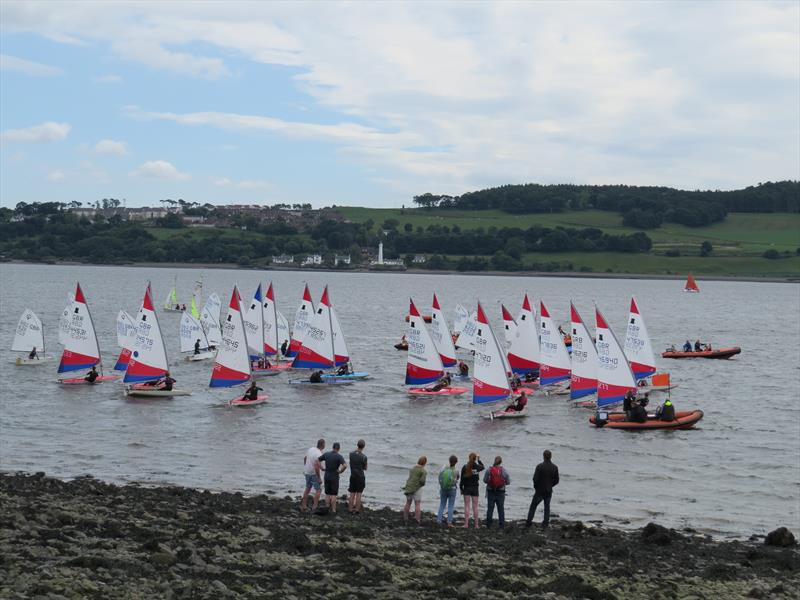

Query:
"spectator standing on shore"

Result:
[[320, 442, 347, 514], [436, 455, 459, 527], [526, 450, 559, 529], [301, 438, 325, 512], [459, 452, 484, 529], [483, 456, 510, 528], [402, 456, 428, 525], [348, 439, 368, 514]]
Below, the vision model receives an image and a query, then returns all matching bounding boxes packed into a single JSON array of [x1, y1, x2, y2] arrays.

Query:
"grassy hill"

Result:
[[336, 207, 800, 277]]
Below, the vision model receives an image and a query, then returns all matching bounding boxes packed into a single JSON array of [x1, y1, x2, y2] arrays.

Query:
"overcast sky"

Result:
[[1, 0, 798, 208]]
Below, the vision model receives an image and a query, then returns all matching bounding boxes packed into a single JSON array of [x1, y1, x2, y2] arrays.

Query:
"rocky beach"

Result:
[[1, 472, 797, 599]]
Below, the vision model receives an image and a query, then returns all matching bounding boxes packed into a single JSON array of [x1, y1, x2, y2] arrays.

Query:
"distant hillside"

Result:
[[411, 181, 800, 228]]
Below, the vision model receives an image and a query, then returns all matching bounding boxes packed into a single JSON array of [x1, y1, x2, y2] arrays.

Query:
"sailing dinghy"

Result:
[[113, 311, 137, 370], [429, 293, 457, 368], [58, 283, 119, 384], [471, 302, 526, 419], [125, 285, 191, 396], [684, 273, 700, 293], [11, 309, 49, 365], [163, 276, 183, 312], [325, 298, 369, 380], [210, 287, 267, 406], [286, 285, 314, 358], [200, 292, 222, 350], [623, 297, 674, 392], [189, 276, 203, 319], [180, 312, 215, 361], [569, 302, 598, 405], [594, 305, 637, 409], [289, 286, 355, 385], [507, 294, 539, 376], [406, 299, 467, 396], [243, 284, 278, 378], [538, 300, 571, 394], [260, 282, 291, 371]]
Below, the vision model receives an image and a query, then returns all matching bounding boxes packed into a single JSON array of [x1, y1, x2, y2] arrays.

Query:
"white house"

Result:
[[272, 254, 294, 264], [302, 254, 323, 266], [413, 255, 427, 264], [334, 254, 351, 265]]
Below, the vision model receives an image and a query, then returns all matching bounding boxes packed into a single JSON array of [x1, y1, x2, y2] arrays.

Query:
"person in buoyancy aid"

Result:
[[84, 365, 99, 384], [336, 362, 353, 376], [683, 340, 692, 352], [506, 393, 528, 413], [194, 339, 201, 355], [160, 372, 176, 391], [428, 372, 451, 392], [629, 397, 648, 423], [510, 373, 522, 390], [280, 339, 289, 357], [458, 361, 469, 377], [524, 371, 537, 383], [657, 398, 676, 421], [694, 339, 703, 352], [29, 346, 38, 360], [243, 380, 262, 401], [309, 370, 323, 383], [623, 390, 636, 419]]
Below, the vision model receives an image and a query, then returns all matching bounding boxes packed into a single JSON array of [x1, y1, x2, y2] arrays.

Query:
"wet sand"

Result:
[[1, 472, 797, 599]]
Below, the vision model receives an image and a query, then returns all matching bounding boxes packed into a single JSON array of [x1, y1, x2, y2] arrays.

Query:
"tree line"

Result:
[[412, 181, 800, 228]]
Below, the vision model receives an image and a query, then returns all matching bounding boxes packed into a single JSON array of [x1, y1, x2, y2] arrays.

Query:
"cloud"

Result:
[[213, 177, 271, 190], [1, 121, 71, 143], [93, 139, 128, 156], [0, 54, 63, 76], [47, 169, 65, 182], [93, 74, 122, 83], [132, 160, 190, 180]]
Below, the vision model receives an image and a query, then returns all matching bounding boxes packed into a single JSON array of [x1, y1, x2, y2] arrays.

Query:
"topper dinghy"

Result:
[[180, 312, 214, 361], [12, 309, 49, 365]]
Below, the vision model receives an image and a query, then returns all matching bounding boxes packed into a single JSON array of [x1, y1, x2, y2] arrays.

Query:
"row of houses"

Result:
[[271, 251, 426, 267]]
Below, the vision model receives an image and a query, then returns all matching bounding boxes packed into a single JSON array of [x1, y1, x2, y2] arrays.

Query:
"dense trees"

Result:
[[412, 181, 799, 229]]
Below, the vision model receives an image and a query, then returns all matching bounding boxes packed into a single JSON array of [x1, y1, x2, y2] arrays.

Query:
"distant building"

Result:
[[272, 254, 294, 265], [302, 254, 323, 266], [413, 255, 427, 264], [370, 241, 403, 266], [334, 254, 351, 265], [127, 207, 169, 221]]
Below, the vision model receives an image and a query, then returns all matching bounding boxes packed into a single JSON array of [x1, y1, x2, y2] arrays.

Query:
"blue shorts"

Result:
[[304, 473, 321, 491]]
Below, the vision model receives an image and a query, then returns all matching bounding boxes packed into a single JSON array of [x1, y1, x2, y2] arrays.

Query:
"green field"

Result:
[[337, 207, 800, 255]]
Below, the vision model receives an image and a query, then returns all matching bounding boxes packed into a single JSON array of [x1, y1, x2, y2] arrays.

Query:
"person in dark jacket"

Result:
[[629, 400, 647, 423], [526, 449, 559, 529], [459, 453, 484, 529], [658, 398, 676, 421], [623, 390, 635, 419], [309, 370, 323, 383]]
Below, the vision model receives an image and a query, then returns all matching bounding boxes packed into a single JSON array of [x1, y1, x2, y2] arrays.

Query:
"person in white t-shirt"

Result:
[[301, 438, 325, 512]]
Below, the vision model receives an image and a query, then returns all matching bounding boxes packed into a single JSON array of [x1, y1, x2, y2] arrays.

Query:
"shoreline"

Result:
[[4, 259, 798, 284], [2, 471, 797, 599]]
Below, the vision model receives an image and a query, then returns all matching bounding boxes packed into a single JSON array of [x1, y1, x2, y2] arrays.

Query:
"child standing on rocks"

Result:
[[459, 452, 484, 529], [402, 456, 427, 525]]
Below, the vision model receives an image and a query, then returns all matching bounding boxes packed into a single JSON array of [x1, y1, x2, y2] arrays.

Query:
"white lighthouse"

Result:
[[378, 242, 384, 265]]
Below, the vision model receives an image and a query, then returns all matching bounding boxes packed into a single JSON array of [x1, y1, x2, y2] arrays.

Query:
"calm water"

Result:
[[1, 263, 798, 538]]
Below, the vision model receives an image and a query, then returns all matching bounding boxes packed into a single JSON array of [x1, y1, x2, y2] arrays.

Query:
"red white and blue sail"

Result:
[[623, 297, 657, 380], [262, 282, 280, 356], [210, 286, 252, 387], [569, 302, 598, 400], [292, 286, 335, 369], [243, 284, 265, 361], [595, 305, 637, 407], [406, 298, 444, 384], [114, 310, 137, 371], [507, 294, 540, 375], [58, 283, 102, 373], [501, 304, 517, 346], [179, 311, 209, 353], [539, 300, 571, 385], [429, 293, 457, 368], [330, 304, 350, 366], [286, 284, 314, 358], [473, 302, 512, 404], [124, 286, 169, 383]]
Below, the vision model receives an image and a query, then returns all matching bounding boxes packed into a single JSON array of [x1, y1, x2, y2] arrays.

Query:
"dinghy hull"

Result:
[[58, 375, 120, 385], [590, 410, 704, 430], [662, 347, 740, 359], [407, 386, 468, 397], [229, 395, 268, 407]]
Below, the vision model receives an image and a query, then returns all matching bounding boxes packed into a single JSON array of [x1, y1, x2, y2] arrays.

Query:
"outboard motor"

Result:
[[594, 411, 609, 428]]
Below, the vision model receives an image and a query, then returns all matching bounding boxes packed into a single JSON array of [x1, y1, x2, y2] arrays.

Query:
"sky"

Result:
[[1, 1, 798, 209]]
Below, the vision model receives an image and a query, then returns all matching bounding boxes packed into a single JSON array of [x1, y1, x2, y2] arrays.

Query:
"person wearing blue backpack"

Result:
[[436, 455, 460, 527]]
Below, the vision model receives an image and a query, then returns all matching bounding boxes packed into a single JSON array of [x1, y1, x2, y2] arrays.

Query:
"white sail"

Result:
[[473, 302, 512, 404], [457, 310, 479, 349], [507, 294, 539, 374], [429, 293, 457, 368], [12, 309, 45, 353], [569, 302, 598, 400], [292, 286, 335, 369], [452, 303, 470, 335], [180, 312, 209, 353], [623, 297, 658, 380], [330, 305, 350, 367], [596, 305, 638, 407], [124, 285, 169, 382], [277, 310, 290, 351], [164, 276, 179, 310], [57, 293, 73, 346], [263, 282, 280, 356], [201, 292, 222, 347], [242, 284, 265, 361], [539, 300, 571, 385], [501, 304, 518, 346], [116, 311, 137, 350], [406, 298, 443, 384]]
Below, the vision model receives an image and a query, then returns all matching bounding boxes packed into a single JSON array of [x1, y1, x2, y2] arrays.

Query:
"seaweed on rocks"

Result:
[[1, 472, 798, 600]]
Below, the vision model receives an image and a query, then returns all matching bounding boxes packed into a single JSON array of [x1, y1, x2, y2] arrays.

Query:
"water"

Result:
[[1, 263, 798, 538]]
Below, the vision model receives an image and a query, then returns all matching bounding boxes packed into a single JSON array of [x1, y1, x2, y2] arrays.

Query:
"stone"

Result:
[[764, 527, 796, 547]]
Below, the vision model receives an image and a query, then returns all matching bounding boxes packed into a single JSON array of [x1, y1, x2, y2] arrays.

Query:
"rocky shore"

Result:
[[1, 472, 797, 599]]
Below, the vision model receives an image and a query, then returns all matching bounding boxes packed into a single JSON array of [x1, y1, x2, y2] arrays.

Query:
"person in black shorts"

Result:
[[319, 442, 347, 513], [348, 439, 368, 514]]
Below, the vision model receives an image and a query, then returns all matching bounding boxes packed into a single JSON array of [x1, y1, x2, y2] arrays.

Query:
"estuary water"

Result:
[[1, 263, 798, 538]]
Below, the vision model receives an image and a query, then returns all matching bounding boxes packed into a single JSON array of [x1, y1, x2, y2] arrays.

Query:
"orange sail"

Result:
[[684, 273, 700, 292]]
